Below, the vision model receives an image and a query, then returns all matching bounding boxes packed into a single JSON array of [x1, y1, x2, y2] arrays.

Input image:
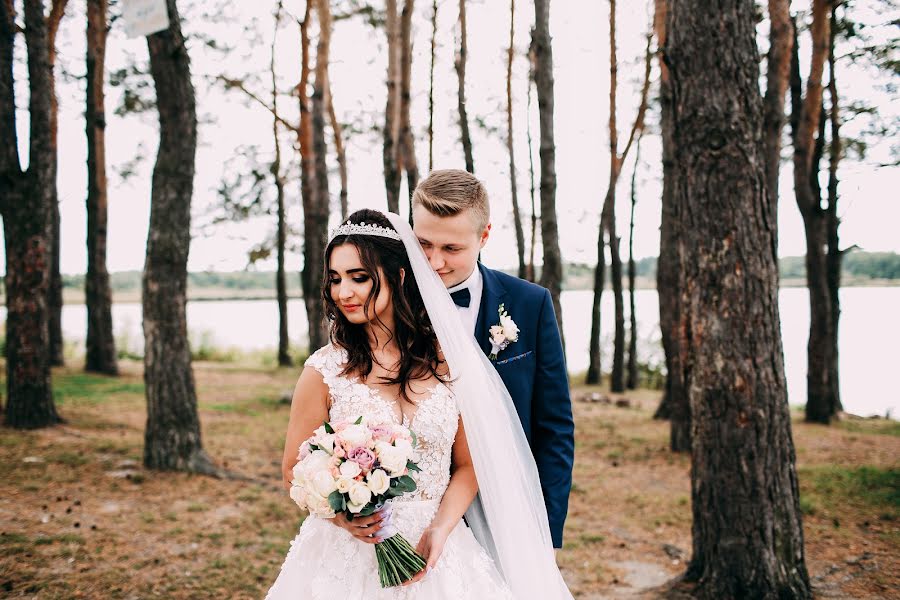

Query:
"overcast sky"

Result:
[[5, 0, 898, 275]]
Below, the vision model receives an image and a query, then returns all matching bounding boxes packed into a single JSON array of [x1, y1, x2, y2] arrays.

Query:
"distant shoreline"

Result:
[[19, 277, 895, 305]]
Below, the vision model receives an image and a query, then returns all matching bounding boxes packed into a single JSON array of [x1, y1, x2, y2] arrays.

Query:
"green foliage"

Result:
[[800, 465, 899, 514]]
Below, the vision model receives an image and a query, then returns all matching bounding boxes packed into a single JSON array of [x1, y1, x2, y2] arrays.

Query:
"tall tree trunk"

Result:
[[651, 0, 690, 454], [302, 0, 332, 354], [272, 1, 291, 367], [526, 51, 538, 283], [455, 0, 474, 173], [85, 0, 117, 375], [326, 82, 348, 220], [587, 7, 651, 389], [763, 0, 793, 210], [1, 0, 61, 429], [668, 1, 811, 595], [398, 0, 418, 220], [790, 0, 836, 424], [626, 132, 642, 390], [428, 0, 437, 172], [507, 0, 526, 279], [47, 0, 67, 368], [825, 3, 842, 415], [532, 0, 564, 346], [383, 0, 401, 211], [143, 0, 214, 473]]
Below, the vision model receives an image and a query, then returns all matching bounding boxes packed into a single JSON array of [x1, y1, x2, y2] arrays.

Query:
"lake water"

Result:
[[6, 287, 898, 418]]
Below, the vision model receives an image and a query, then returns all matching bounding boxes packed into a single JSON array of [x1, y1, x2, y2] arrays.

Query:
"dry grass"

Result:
[[1, 363, 897, 598]]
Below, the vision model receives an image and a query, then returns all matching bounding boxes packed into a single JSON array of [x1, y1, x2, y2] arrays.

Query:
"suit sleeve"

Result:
[[531, 289, 575, 548]]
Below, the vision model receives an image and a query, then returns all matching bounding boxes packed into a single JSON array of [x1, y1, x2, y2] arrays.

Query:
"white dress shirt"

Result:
[[447, 266, 483, 334]]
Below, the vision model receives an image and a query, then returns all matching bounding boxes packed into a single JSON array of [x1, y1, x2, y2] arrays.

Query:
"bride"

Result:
[[265, 209, 571, 599]]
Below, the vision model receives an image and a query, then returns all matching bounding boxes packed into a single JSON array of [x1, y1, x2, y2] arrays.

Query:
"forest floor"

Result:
[[0, 360, 897, 599]]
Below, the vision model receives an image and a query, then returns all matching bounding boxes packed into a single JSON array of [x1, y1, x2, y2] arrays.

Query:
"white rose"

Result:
[[500, 315, 519, 341], [339, 459, 362, 479], [305, 492, 335, 518], [377, 445, 407, 475], [348, 481, 372, 506], [336, 477, 353, 494], [393, 438, 413, 459], [347, 501, 366, 514], [338, 424, 370, 448], [366, 469, 390, 495], [302, 450, 332, 474], [316, 433, 335, 455], [311, 470, 337, 498], [289, 484, 307, 508], [490, 324, 504, 338]]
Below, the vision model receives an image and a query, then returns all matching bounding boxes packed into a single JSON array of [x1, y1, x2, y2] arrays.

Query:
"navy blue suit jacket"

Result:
[[473, 263, 574, 548]]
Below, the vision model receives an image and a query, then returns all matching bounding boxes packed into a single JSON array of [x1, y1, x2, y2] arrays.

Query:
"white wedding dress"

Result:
[[265, 343, 513, 599]]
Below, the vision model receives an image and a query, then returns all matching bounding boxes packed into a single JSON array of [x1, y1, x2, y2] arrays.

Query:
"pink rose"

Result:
[[298, 441, 312, 460], [331, 420, 349, 432], [334, 446, 346, 458], [347, 447, 376, 473], [370, 425, 394, 443]]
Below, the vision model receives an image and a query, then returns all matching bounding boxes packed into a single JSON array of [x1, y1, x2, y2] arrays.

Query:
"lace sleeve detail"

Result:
[[304, 344, 346, 386]]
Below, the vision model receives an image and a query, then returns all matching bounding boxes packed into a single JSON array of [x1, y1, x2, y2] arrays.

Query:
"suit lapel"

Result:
[[474, 263, 508, 356]]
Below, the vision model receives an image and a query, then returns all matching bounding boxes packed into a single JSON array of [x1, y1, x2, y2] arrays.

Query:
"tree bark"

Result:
[[272, 2, 290, 367], [1, 0, 62, 429], [301, 0, 332, 354], [507, 0, 526, 279], [428, 0, 437, 172], [627, 133, 642, 390], [47, 0, 67, 368], [651, 0, 691, 455], [455, 0, 474, 173], [763, 0, 793, 211], [667, 1, 811, 595], [398, 0, 418, 219], [825, 3, 842, 416], [84, 0, 117, 375], [142, 0, 214, 473], [383, 0, 401, 211], [326, 81, 348, 220], [532, 0, 564, 346], [790, 0, 837, 424], [526, 50, 538, 283]]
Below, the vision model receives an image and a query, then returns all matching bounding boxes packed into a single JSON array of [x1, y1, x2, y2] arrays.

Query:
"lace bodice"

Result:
[[304, 343, 459, 502]]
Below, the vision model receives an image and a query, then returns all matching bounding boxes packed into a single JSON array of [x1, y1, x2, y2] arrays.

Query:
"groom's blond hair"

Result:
[[412, 169, 490, 231]]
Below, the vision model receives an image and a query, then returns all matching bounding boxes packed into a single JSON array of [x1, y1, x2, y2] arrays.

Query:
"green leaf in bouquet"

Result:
[[354, 415, 363, 425], [409, 429, 418, 448], [328, 490, 345, 513], [323, 421, 335, 434], [358, 503, 379, 517], [308, 443, 320, 452], [406, 460, 421, 473], [397, 475, 416, 490]]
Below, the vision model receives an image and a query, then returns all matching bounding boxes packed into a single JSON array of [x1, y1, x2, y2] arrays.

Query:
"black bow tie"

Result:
[[450, 287, 471, 308]]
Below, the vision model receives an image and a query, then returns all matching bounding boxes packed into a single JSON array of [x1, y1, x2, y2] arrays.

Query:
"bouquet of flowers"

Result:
[[289, 417, 427, 588]]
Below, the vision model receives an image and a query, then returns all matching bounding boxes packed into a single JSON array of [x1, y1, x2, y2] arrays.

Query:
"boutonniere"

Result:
[[488, 303, 520, 361]]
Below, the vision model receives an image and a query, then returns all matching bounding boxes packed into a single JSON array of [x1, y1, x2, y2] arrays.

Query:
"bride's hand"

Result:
[[402, 524, 451, 586]]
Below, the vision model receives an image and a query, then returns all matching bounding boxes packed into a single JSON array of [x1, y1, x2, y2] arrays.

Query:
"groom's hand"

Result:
[[329, 506, 392, 544]]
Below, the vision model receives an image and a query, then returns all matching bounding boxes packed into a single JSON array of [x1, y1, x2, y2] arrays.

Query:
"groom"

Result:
[[411, 169, 574, 549]]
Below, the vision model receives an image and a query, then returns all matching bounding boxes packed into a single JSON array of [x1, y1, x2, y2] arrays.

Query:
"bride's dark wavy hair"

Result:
[[322, 209, 444, 403]]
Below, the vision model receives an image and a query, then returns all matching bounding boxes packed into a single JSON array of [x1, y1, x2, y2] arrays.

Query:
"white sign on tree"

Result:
[[122, 0, 171, 38]]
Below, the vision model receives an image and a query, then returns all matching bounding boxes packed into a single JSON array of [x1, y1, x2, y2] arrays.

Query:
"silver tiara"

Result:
[[328, 221, 402, 243]]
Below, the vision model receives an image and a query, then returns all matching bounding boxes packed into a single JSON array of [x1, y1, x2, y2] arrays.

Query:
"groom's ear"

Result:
[[479, 223, 492, 249]]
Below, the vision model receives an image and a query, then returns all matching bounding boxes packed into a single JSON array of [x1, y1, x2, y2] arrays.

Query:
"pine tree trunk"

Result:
[[272, 2, 290, 368], [84, 0, 117, 375], [789, 0, 837, 424], [47, 0, 67, 368], [526, 59, 538, 283], [763, 0, 793, 211], [608, 229, 626, 392], [507, 0, 526, 279], [825, 5, 842, 415], [667, 1, 811, 595], [142, 0, 214, 473], [2, 0, 62, 429], [383, 0, 401, 212], [326, 82, 348, 220], [455, 0, 474, 173], [398, 0, 418, 217], [303, 0, 332, 354], [532, 0, 564, 346], [585, 225, 605, 385], [626, 135, 642, 390], [428, 0, 437, 172]]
